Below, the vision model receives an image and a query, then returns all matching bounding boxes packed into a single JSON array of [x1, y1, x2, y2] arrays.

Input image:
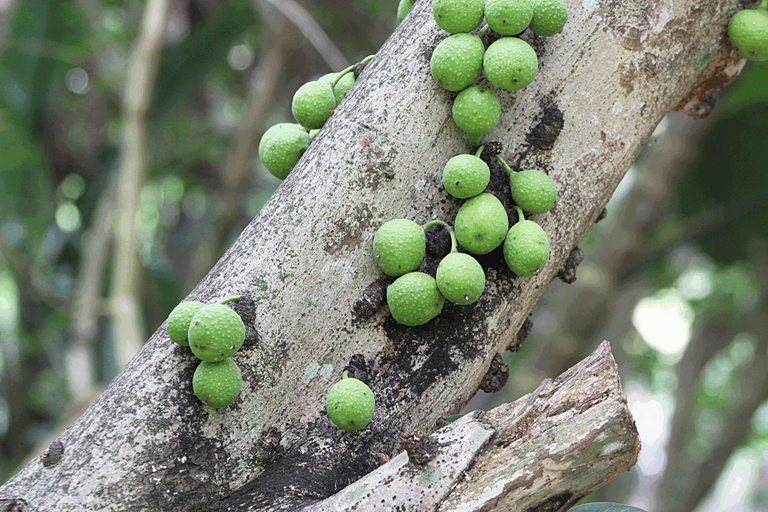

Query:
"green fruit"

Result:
[[373, 219, 426, 277], [483, 37, 538, 92], [436, 252, 486, 304], [442, 154, 490, 198], [309, 128, 321, 140], [193, 358, 242, 409], [510, 169, 557, 214], [188, 304, 246, 362], [258, 123, 307, 161], [454, 193, 509, 254], [319, 72, 355, 104], [167, 301, 206, 346], [326, 376, 375, 431], [728, 9, 768, 61], [430, 33, 485, 92], [291, 81, 337, 130], [529, 0, 568, 37], [432, 0, 485, 33], [503, 210, 550, 276], [261, 129, 312, 180], [452, 86, 501, 144], [398, 0, 417, 21], [485, 0, 534, 36], [387, 272, 445, 326]]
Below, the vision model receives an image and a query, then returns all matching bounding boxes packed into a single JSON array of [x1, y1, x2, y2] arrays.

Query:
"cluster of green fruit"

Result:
[[729, 1, 768, 61], [373, 145, 557, 327], [258, 56, 374, 180], [167, 297, 246, 408], [422, 0, 567, 143]]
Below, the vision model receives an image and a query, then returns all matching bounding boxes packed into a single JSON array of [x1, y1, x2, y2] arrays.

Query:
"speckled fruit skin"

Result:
[[483, 37, 538, 92], [503, 219, 550, 277], [431, 33, 485, 92], [291, 81, 337, 130], [510, 169, 557, 214], [326, 377, 375, 431], [261, 129, 312, 180], [454, 193, 510, 254], [443, 154, 490, 198], [529, 0, 568, 37], [319, 72, 356, 104], [452, 86, 501, 143], [398, 0, 417, 21], [258, 123, 307, 161], [373, 219, 426, 277], [188, 304, 245, 362], [728, 9, 768, 61], [485, 0, 534, 36], [387, 272, 445, 326], [432, 0, 486, 33], [167, 301, 206, 346], [436, 252, 486, 304], [193, 359, 242, 409]]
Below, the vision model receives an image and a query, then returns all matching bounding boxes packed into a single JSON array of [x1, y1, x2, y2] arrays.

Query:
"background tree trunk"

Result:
[[0, 0, 747, 510]]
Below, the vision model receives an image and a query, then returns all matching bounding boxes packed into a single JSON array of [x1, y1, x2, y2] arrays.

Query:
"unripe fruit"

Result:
[[167, 301, 206, 346], [483, 37, 538, 92], [431, 33, 485, 92], [398, 0, 417, 21], [319, 72, 356, 104], [258, 123, 307, 161], [510, 169, 557, 214], [436, 252, 486, 304], [432, 0, 486, 33], [485, 0, 534, 36], [387, 272, 445, 326], [504, 208, 550, 276], [728, 9, 768, 61], [291, 81, 337, 130], [454, 193, 509, 254], [452, 86, 501, 144], [373, 219, 426, 277], [326, 376, 375, 431], [529, 0, 568, 37], [261, 129, 312, 180], [188, 303, 246, 362], [193, 358, 242, 409], [442, 154, 490, 199]]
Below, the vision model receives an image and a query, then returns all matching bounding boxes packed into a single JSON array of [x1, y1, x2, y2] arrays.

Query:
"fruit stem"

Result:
[[496, 155, 516, 176], [513, 205, 525, 223], [467, 132, 482, 145], [474, 145, 485, 158], [331, 55, 375, 88], [218, 295, 242, 305], [422, 220, 457, 253], [476, 23, 490, 38], [342, 370, 349, 379]]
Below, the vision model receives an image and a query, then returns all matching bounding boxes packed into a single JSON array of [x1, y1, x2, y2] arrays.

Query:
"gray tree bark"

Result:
[[0, 0, 747, 510]]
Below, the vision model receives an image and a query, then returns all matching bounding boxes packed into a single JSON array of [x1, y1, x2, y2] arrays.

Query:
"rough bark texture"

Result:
[[0, 0, 746, 510]]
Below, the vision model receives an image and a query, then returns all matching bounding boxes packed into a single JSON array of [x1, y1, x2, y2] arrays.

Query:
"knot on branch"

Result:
[[399, 430, 438, 465], [344, 353, 369, 383], [480, 353, 509, 393], [352, 279, 388, 319], [41, 438, 64, 469], [508, 316, 533, 352], [252, 427, 284, 468], [558, 246, 585, 284]]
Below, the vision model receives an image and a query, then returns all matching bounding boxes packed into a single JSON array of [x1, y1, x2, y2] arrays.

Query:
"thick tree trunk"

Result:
[[0, 0, 745, 510]]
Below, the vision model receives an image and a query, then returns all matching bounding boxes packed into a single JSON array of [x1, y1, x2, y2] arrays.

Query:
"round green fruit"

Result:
[[503, 216, 550, 277], [258, 123, 307, 161], [485, 0, 534, 36], [529, 0, 568, 37], [188, 303, 246, 362], [432, 0, 486, 33], [373, 219, 426, 277], [431, 33, 485, 92], [387, 272, 445, 326], [728, 9, 768, 61], [452, 86, 501, 144], [326, 375, 375, 431], [483, 37, 538, 92], [442, 154, 490, 199], [398, 0, 417, 21], [454, 193, 509, 254], [193, 358, 242, 409], [436, 252, 486, 304], [261, 129, 312, 180], [319, 71, 355, 104], [167, 301, 206, 346], [291, 81, 337, 130], [510, 169, 557, 214]]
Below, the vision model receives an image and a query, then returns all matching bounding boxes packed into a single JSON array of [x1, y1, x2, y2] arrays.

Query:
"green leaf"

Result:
[[570, 503, 648, 512], [438, 414, 464, 424]]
